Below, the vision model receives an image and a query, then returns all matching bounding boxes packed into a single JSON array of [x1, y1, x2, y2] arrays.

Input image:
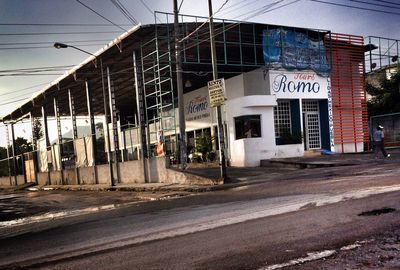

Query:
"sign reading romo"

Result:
[[208, 78, 226, 107]]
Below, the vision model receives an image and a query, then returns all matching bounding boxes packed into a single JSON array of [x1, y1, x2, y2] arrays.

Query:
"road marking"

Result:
[[259, 240, 373, 269], [1, 185, 400, 268], [0, 202, 138, 228], [261, 250, 336, 270]]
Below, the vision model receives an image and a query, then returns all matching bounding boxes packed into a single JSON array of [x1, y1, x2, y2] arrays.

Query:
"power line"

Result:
[[0, 73, 64, 77], [178, 0, 185, 11], [179, 0, 230, 43], [139, 0, 154, 16], [349, 0, 400, 10], [0, 23, 132, 26], [0, 97, 32, 106], [0, 43, 106, 50], [0, 39, 112, 46], [309, 0, 400, 15], [110, 0, 139, 25], [0, 31, 122, 36], [75, 0, 127, 31], [218, 0, 264, 17], [371, 0, 400, 7], [0, 65, 74, 73], [0, 83, 49, 97]]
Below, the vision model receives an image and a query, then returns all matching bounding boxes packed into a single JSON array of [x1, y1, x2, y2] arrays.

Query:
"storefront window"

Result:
[[274, 100, 291, 137], [235, 115, 261, 139]]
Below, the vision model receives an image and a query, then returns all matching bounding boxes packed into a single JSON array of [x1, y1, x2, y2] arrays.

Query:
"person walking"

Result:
[[373, 125, 390, 158]]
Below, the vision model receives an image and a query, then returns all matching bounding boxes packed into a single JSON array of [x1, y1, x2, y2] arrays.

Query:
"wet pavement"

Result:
[[0, 190, 144, 222], [0, 149, 399, 228], [0, 149, 400, 269]]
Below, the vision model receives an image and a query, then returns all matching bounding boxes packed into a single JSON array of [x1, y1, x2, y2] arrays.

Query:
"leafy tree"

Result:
[[12, 137, 33, 155], [32, 118, 43, 146], [194, 133, 215, 162], [0, 146, 9, 176], [367, 71, 400, 116]]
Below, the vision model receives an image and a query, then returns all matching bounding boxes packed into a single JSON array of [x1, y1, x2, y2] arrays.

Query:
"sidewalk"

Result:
[[1, 148, 399, 194]]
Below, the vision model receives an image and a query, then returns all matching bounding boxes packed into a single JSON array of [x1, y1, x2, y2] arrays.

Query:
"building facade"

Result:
[[0, 14, 369, 185]]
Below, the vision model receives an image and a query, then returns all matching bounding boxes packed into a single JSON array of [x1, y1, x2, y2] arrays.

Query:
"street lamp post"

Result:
[[53, 42, 114, 186]]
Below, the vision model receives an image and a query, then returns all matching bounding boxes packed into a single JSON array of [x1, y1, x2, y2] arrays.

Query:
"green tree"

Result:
[[0, 146, 9, 176], [32, 118, 43, 146], [194, 133, 215, 162], [367, 71, 400, 116], [12, 137, 33, 155]]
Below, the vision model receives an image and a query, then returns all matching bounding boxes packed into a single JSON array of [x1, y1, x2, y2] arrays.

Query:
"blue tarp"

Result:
[[262, 28, 330, 75]]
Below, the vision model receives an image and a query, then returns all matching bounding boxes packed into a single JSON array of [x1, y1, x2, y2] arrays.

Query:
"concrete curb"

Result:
[[25, 182, 243, 193]]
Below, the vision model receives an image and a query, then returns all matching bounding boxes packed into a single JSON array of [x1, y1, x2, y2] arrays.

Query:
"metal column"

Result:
[[53, 97, 64, 184], [5, 124, 12, 185], [68, 89, 80, 184], [85, 80, 98, 184], [106, 66, 120, 183], [99, 58, 114, 186], [10, 123, 18, 185], [133, 51, 149, 183], [42, 105, 51, 185]]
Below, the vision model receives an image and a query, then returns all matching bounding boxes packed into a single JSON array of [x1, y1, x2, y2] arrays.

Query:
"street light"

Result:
[[53, 42, 114, 186]]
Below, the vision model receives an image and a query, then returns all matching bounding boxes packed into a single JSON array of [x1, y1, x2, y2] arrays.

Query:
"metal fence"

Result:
[[370, 113, 400, 148]]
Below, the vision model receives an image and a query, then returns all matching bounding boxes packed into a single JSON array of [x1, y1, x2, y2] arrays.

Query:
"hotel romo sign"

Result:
[[208, 78, 226, 107], [268, 70, 329, 99]]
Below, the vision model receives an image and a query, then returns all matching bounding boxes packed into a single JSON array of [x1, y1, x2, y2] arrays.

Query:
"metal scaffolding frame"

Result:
[[365, 36, 400, 74]]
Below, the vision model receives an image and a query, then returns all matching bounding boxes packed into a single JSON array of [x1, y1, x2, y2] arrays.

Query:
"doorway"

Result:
[[302, 100, 321, 150]]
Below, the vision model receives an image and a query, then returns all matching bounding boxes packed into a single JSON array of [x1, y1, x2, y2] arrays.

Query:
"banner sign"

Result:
[[262, 28, 330, 76], [208, 78, 226, 107]]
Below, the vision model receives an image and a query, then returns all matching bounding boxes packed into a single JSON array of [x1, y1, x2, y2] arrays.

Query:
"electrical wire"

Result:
[[0, 31, 122, 36], [139, 0, 162, 23], [309, 0, 400, 16], [178, 0, 185, 12], [0, 83, 49, 97], [0, 44, 107, 50], [110, 0, 139, 25], [75, 0, 127, 31], [0, 39, 112, 46], [0, 23, 132, 26], [179, 0, 230, 43], [349, 0, 400, 10], [370, 0, 400, 7]]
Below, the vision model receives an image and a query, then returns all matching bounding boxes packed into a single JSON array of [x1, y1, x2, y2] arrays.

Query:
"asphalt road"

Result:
[[1, 161, 400, 269]]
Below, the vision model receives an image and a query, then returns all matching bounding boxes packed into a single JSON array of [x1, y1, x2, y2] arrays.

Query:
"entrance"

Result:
[[302, 100, 321, 150]]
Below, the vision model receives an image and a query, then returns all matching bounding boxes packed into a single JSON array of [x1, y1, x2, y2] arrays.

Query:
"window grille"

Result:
[[274, 100, 291, 137]]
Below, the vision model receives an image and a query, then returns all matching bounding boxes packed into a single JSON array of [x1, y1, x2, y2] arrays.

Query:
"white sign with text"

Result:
[[269, 71, 329, 99]]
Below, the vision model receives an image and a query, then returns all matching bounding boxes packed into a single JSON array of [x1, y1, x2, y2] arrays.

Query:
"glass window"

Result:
[[274, 100, 291, 137], [235, 115, 261, 139]]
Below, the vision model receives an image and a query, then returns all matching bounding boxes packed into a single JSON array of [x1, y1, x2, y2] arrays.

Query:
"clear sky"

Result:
[[1, 0, 400, 146]]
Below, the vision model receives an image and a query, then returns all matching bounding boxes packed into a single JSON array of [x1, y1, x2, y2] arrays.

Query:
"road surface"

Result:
[[1, 161, 400, 269]]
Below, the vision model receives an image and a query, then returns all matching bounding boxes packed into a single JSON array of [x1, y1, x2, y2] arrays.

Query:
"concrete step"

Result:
[[260, 159, 352, 169]]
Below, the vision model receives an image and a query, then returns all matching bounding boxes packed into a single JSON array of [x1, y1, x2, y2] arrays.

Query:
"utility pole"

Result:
[[208, 0, 227, 183], [174, 0, 187, 170]]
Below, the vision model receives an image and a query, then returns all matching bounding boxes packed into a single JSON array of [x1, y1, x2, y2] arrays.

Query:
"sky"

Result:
[[1, 0, 400, 147]]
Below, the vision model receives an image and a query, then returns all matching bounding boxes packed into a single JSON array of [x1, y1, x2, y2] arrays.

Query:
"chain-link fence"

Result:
[[370, 113, 400, 148]]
